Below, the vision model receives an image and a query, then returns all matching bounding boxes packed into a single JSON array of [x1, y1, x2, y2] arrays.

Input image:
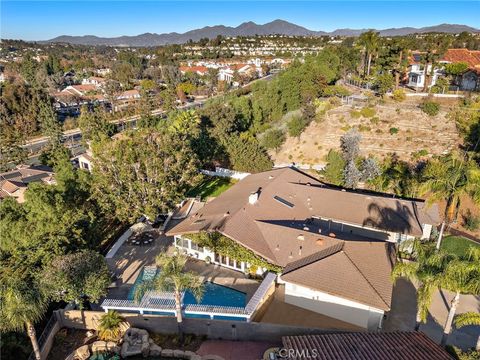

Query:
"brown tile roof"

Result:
[[0, 165, 54, 199], [281, 241, 395, 310], [167, 167, 440, 309], [168, 167, 439, 244], [442, 48, 480, 69], [281, 332, 453, 360], [1, 180, 23, 194]]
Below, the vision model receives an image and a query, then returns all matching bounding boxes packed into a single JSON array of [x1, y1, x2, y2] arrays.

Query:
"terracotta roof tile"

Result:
[[282, 332, 453, 360]]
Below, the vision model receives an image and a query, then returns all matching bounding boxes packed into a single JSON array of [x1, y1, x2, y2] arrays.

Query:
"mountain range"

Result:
[[44, 20, 479, 47]]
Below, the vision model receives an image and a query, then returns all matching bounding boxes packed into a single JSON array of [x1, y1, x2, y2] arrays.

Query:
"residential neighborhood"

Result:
[[1, 2, 480, 360]]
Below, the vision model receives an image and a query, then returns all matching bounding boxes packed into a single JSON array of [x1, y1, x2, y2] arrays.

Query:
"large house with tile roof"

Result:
[[167, 167, 440, 330], [407, 48, 480, 91]]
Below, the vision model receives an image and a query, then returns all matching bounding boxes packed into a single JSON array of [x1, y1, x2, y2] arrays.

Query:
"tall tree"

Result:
[[0, 277, 47, 360], [421, 152, 480, 223], [92, 129, 201, 222], [40, 250, 111, 309], [135, 253, 204, 335], [391, 240, 453, 331], [439, 247, 480, 346], [421, 34, 450, 92], [358, 31, 380, 77], [78, 106, 114, 145]]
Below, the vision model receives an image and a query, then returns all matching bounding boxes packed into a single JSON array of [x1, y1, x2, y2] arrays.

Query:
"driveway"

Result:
[[385, 278, 480, 350]]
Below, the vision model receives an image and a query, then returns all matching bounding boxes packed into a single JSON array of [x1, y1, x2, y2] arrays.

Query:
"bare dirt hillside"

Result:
[[271, 102, 461, 166]]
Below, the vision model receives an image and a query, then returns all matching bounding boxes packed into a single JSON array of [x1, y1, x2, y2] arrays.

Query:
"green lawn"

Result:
[[441, 235, 480, 257], [187, 176, 237, 200]]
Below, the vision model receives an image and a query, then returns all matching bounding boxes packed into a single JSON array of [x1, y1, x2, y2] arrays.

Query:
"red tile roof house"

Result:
[[281, 332, 453, 360], [167, 167, 440, 330], [179, 65, 209, 76], [407, 48, 480, 91]]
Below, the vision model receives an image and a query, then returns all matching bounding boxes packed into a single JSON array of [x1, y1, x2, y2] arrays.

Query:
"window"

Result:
[[191, 242, 199, 251], [411, 74, 418, 83], [182, 238, 189, 248]]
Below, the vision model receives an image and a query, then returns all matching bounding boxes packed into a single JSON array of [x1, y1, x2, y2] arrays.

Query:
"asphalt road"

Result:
[[21, 73, 277, 158]]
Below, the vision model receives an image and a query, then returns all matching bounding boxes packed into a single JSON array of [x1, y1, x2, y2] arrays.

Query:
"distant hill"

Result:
[[43, 20, 479, 47]]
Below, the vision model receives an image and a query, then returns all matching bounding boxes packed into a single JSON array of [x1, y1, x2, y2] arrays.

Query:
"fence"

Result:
[[404, 92, 464, 99], [343, 78, 373, 90], [28, 312, 62, 360], [201, 167, 250, 180], [57, 309, 346, 343], [101, 273, 277, 322]]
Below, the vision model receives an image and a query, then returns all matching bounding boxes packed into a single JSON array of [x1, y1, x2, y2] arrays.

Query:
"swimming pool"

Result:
[[127, 267, 246, 308]]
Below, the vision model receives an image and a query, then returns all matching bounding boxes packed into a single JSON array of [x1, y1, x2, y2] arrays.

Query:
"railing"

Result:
[[101, 273, 277, 320], [245, 272, 277, 314]]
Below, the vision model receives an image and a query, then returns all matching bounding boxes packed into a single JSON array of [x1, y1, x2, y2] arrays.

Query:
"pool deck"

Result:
[[106, 231, 260, 301], [105, 231, 362, 331]]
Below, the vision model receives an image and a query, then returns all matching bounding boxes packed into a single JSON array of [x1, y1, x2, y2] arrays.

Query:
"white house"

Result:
[[167, 167, 440, 330], [82, 76, 106, 88]]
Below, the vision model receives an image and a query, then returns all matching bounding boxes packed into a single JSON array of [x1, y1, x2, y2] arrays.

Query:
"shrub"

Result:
[[360, 107, 376, 118], [463, 209, 480, 231], [287, 116, 309, 137], [370, 116, 380, 125], [98, 311, 125, 341], [261, 129, 285, 151], [412, 149, 429, 159], [350, 110, 362, 119], [420, 101, 440, 116], [359, 124, 371, 132], [389, 127, 399, 135], [392, 89, 406, 102], [374, 73, 394, 95]]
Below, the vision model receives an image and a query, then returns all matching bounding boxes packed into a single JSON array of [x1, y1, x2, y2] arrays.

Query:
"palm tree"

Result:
[[135, 253, 204, 334], [455, 312, 480, 327], [0, 279, 47, 360], [98, 310, 125, 341], [358, 30, 380, 77], [421, 152, 480, 224], [421, 34, 450, 92], [392, 240, 452, 330], [439, 247, 480, 346]]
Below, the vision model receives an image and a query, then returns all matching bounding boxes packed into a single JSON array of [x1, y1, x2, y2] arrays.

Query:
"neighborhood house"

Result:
[[167, 167, 440, 330]]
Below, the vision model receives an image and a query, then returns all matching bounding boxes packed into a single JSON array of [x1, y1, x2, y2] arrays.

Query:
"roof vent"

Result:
[[306, 182, 311, 186], [303, 226, 309, 231], [275, 244, 280, 251], [288, 251, 293, 259], [297, 234, 305, 241], [224, 211, 230, 217], [329, 232, 336, 238], [249, 191, 259, 205], [316, 239, 324, 246], [268, 175, 274, 179], [299, 246, 303, 256]]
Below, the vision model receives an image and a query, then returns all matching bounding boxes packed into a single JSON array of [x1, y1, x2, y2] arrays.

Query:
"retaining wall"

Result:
[[58, 310, 346, 342]]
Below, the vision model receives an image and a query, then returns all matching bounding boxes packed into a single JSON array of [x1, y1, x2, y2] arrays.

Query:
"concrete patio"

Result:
[[105, 231, 260, 301], [384, 278, 480, 350]]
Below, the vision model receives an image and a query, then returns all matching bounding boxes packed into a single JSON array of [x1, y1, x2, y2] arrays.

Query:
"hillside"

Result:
[[270, 99, 461, 167]]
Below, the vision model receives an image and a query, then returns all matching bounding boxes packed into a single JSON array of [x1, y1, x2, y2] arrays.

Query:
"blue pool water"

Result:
[[127, 267, 246, 308]]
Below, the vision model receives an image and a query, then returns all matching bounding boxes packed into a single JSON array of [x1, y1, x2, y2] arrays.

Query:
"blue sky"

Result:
[[1, 1, 479, 40]]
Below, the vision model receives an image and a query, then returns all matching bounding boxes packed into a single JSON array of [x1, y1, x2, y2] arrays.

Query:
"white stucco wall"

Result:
[[283, 281, 385, 330]]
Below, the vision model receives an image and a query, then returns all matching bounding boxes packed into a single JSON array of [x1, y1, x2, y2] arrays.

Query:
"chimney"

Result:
[[248, 190, 259, 204]]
